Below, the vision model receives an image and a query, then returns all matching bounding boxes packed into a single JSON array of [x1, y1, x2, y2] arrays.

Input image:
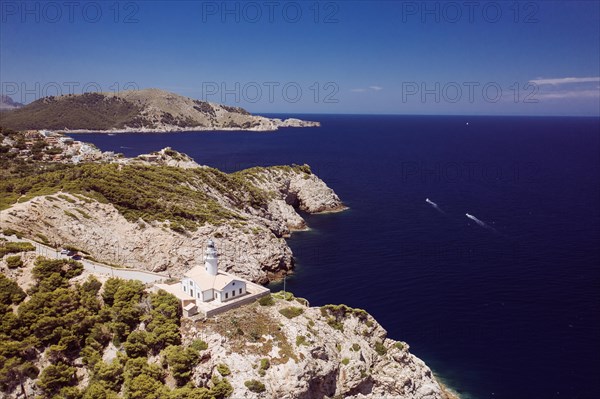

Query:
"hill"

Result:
[[0, 95, 24, 110], [0, 89, 319, 132]]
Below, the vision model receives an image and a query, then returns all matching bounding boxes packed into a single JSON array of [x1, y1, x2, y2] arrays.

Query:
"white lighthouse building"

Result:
[[180, 239, 247, 304], [153, 238, 270, 318], [205, 239, 218, 275]]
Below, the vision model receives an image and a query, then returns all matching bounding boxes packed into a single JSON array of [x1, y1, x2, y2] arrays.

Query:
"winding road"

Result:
[[2, 233, 167, 284]]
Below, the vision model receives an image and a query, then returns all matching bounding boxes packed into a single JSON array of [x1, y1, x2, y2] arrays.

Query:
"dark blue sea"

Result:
[[72, 115, 600, 399]]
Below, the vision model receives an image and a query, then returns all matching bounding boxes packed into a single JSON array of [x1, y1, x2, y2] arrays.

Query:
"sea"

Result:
[[72, 115, 600, 399]]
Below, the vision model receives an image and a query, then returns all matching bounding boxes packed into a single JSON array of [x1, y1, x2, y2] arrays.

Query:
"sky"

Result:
[[1, 0, 599, 116]]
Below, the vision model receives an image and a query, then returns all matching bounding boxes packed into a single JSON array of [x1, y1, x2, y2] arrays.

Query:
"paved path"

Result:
[[1, 234, 167, 284]]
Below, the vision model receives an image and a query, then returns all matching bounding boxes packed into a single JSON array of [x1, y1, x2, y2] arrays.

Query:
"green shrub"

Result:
[[351, 343, 360, 352], [58, 194, 77, 203], [320, 304, 369, 322], [279, 306, 304, 319], [82, 381, 119, 399], [75, 208, 92, 219], [0, 274, 26, 305], [375, 341, 387, 356], [2, 228, 23, 238], [161, 345, 200, 386], [394, 342, 405, 350], [32, 257, 83, 281], [209, 376, 233, 398], [93, 359, 124, 393], [258, 358, 270, 376], [169, 222, 186, 234], [35, 233, 49, 244], [296, 335, 307, 347], [0, 241, 34, 257], [258, 294, 274, 306], [216, 363, 231, 376], [190, 339, 208, 352], [64, 210, 79, 220], [6, 254, 23, 269], [124, 373, 167, 399], [37, 362, 77, 396], [145, 290, 182, 353], [244, 379, 266, 393], [341, 358, 350, 365], [327, 317, 344, 332], [124, 331, 150, 358]]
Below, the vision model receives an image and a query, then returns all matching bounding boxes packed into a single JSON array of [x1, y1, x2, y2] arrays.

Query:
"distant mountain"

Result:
[[0, 94, 24, 110], [0, 88, 318, 132]]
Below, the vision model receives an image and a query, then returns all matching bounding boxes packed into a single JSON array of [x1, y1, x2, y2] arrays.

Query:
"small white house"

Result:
[[181, 240, 247, 303]]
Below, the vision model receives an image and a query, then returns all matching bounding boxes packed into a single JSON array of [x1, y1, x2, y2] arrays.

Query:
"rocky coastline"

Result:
[[0, 136, 460, 399], [0, 89, 321, 132], [0, 156, 345, 284]]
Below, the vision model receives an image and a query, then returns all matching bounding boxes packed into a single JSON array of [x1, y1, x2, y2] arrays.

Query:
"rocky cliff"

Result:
[[183, 294, 458, 399], [0, 251, 458, 399], [0, 163, 345, 284], [0, 89, 319, 132]]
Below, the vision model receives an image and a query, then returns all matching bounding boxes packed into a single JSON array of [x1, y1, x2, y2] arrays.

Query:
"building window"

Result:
[[239, 288, 242, 294], [233, 282, 235, 286], [190, 290, 194, 297], [225, 293, 228, 299], [183, 286, 186, 292]]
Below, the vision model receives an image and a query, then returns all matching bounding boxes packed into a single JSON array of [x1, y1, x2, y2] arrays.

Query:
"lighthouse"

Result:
[[204, 239, 218, 276]]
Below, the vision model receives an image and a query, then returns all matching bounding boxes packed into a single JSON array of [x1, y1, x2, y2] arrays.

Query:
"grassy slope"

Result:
[[0, 163, 310, 231], [0, 93, 143, 130]]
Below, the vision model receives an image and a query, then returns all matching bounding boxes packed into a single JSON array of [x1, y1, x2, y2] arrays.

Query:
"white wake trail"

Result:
[[425, 198, 445, 214], [466, 213, 497, 232]]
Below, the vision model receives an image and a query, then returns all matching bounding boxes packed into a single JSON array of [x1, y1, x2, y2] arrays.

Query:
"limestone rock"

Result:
[[184, 297, 456, 399], [0, 165, 345, 284]]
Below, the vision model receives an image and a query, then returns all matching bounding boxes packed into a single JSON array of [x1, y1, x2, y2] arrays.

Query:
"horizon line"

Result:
[[253, 112, 600, 118]]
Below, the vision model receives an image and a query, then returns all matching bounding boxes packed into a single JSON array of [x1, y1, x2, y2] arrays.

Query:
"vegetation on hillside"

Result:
[[0, 146, 316, 231], [0, 256, 234, 399], [0, 90, 258, 131], [0, 162, 273, 230], [0, 93, 144, 131], [0, 241, 35, 257]]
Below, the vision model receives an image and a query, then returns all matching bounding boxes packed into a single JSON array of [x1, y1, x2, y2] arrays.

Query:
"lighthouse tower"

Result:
[[204, 239, 218, 276]]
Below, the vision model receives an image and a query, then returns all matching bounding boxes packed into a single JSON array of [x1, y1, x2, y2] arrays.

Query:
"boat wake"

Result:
[[466, 213, 498, 233], [425, 198, 445, 214]]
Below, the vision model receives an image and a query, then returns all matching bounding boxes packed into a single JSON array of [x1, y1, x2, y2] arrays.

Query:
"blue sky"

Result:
[[1, 0, 599, 115]]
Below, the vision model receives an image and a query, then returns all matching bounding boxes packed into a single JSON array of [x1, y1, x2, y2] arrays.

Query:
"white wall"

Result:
[[202, 289, 214, 302], [181, 278, 203, 301], [182, 278, 247, 303], [220, 280, 247, 302]]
